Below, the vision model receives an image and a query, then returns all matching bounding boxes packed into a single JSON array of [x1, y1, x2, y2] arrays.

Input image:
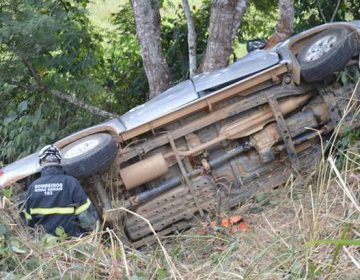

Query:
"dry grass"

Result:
[[1, 85, 360, 279]]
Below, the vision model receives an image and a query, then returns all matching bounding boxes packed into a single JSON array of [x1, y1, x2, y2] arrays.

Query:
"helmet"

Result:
[[38, 145, 62, 166]]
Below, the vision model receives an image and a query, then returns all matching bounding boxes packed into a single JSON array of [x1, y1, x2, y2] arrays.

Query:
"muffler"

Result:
[[120, 154, 169, 190]]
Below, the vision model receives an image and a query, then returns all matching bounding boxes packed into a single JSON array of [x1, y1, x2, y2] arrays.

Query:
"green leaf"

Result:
[[42, 234, 59, 247], [9, 240, 26, 254], [340, 71, 348, 84], [17, 100, 28, 113], [55, 226, 68, 241], [4, 112, 17, 125], [255, 192, 267, 203], [1, 188, 13, 199], [269, 198, 280, 205]]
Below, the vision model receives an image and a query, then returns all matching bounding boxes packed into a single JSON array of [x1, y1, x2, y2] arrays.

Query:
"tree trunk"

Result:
[[201, 0, 248, 73], [231, 0, 248, 42], [182, 0, 197, 78], [266, 0, 294, 49], [131, 0, 171, 99]]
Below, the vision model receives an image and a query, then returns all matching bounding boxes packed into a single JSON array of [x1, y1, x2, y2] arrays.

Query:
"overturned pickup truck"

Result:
[[1, 22, 360, 247]]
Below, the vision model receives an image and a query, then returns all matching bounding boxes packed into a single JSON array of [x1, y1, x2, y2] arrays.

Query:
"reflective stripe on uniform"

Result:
[[30, 207, 75, 215], [75, 199, 91, 215], [23, 210, 32, 220], [29, 198, 91, 216]]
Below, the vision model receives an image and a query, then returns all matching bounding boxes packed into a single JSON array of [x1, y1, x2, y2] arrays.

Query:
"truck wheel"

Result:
[[61, 133, 117, 178], [297, 28, 355, 83]]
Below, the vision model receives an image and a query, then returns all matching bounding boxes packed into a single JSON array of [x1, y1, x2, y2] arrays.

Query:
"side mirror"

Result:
[[246, 39, 267, 53]]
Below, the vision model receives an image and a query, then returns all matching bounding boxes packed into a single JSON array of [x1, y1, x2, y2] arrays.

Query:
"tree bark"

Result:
[[131, 0, 171, 99], [231, 0, 248, 42], [266, 0, 294, 49], [182, 0, 197, 78], [201, 0, 248, 73]]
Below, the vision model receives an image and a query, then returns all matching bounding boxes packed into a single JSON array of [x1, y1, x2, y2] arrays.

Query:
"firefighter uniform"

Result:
[[24, 166, 98, 236]]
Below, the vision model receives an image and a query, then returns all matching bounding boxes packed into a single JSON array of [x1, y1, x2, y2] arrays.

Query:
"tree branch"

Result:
[[316, 0, 327, 23], [19, 56, 45, 89], [182, 0, 197, 78], [231, 0, 248, 42], [18, 55, 119, 119], [330, 0, 341, 22], [48, 89, 119, 118], [59, 0, 69, 13]]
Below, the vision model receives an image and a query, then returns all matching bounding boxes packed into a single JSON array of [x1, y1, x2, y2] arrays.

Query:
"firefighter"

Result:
[[24, 145, 99, 237]]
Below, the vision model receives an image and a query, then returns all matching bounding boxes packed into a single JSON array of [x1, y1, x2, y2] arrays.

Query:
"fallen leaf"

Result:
[[210, 215, 242, 228], [229, 223, 250, 234], [229, 215, 242, 224]]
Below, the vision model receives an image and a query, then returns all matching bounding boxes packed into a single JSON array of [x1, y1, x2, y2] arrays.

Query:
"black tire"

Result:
[[297, 28, 355, 83], [61, 133, 117, 178]]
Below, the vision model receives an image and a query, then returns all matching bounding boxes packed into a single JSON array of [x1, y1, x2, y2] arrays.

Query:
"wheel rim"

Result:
[[303, 35, 337, 62], [63, 139, 100, 159]]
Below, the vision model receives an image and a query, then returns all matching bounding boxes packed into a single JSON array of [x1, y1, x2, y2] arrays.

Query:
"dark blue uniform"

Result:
[[24, 166, 98, 236]]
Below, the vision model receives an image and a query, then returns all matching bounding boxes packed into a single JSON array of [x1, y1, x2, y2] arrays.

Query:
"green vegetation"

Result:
[[87, 0, 122, 30], [0, 0, 106, 164]]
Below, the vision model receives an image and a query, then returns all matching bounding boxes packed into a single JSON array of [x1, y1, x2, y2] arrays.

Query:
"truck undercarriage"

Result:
[[89, 73, 359, 248]]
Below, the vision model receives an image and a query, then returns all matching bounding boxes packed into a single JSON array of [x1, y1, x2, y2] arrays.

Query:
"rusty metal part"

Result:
[[220, 94, 312, 140], [318, 88, 342, 127], [303, 96, 331, 125], [275, 126, 329, 153], [201, 158, 211, 173], [230, 159, 244, 187], [250, 124, 278, 163], [92, 176, 112, 210], [91, 176, 120, 222], [125, 176, 216, 240], [168, 136, 204, 216], [267, 95, 300, 169], [185, 133, 202, 151], [120, 154, 168, 190], [250, 109, 320, 162]]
